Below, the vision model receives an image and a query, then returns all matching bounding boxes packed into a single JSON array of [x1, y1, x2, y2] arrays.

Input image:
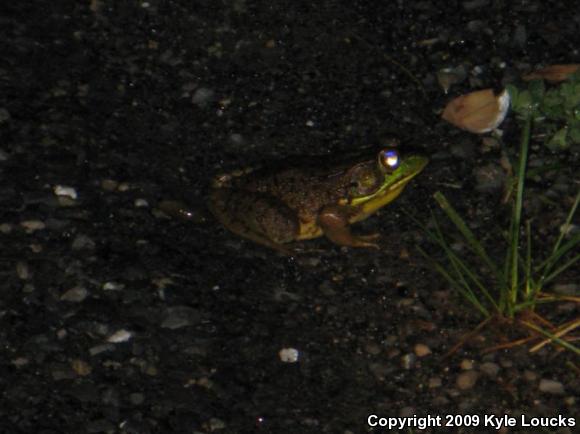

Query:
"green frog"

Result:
[[201, 148, 428, 253]]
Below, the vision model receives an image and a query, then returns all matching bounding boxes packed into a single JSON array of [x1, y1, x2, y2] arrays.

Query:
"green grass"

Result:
[[417, 76, 580, 355]]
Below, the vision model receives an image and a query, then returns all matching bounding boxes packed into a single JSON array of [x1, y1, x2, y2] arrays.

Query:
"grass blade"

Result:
[[433, 192, 502, 282]]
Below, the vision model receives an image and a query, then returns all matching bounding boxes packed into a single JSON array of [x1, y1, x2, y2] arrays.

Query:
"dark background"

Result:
[[1, 1, 578, 433]]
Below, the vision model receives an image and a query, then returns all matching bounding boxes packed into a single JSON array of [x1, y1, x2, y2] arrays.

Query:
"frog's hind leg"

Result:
[[208, 189, 299, 254]]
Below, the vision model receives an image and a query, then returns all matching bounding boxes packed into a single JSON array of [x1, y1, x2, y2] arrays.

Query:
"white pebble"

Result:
[[54, 185, 78, 200], [279, 347, 299, 363], [134, 198, 149, 208], [107, 329, 133, 343], [102, 281, 125, 291]]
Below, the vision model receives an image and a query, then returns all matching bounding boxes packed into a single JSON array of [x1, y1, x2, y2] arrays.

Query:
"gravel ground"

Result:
[[1, 1, 579, 433]]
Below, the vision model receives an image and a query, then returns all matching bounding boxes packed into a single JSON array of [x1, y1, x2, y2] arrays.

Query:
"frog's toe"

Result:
[[358, 233, 380, 241], [350, 237, 380, 249]]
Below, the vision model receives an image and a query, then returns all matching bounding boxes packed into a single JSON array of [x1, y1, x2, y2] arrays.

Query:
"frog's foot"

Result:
[[319, 205, 380, 249]]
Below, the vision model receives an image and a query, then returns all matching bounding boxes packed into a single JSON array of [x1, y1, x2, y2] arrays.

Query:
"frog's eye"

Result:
[[379, 149, 400, 171]]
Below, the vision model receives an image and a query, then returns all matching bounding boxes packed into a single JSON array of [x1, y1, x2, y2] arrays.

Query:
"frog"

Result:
[[204, 148, 428, 253]]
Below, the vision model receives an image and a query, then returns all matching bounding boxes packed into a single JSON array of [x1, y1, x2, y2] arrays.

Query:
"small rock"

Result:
[[134, 198, 149, 207], [279, 347, 299, 363], [129, 393, 145, 405], [474, 164, 505, 193], [204, 418, 226, 432], [16, 261, 31, 280], [102, 281, 125, 291], [460, 359, 474, 370], [539, 379, 565, 395], [479, 362, 500, 377], [61, 286, 89, 302], [401, 353, 416, 370], [414, 343, 432, 357], [11, 357, 29, 367], [161, 306, 202, 330], [89, 344, 114, 356], [71, 234, 96, 251], [71, 359, 92, 376], [192, 87, 215, 107], [428, 377, 442, 388], [0, 108, 11, 122], [450, 139, 476, 160], [456, 371, 479, 390], [107, 329, 133, 343], [365, 342, 382, 356], [20, 220, 46, 233], [54, 185, 78, 200]]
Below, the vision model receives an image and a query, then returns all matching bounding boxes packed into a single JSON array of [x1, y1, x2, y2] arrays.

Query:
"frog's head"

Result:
[[340, 149, 428, 218]]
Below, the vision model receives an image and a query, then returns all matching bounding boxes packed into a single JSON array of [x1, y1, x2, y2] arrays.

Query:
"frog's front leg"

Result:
[[318, 204, 380, 249]]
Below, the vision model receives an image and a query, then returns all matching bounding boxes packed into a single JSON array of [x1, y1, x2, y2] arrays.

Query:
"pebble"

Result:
[[61, 286, 89, 302], [53, 185, 78, 200], [102, 281, 125, 291], [20, 220, 46, 233], [473, 164, 505, 193], [365, 341, 382, 356], [428, 377, 442, 388], [134, 198, 149, 207], [279, 348, 299, 363], [192, 87, 215, 107], [414, 343, 432, 357], [456, 371, 479, 390], [89, 344, 114, 356], [437, 66, 467, 93], [161, 306, 202, 330], [71, 359, 92, 376], [129, 393, 145, 405], [107, 329, 133, 343], [205, 418, 226, 431], [479, 362, 500, 377], [460, 359, 474, 370], [16, 261, 31, 280], [450, 139, 476, 160], [71, 234, 96, 251], [400, 353, 416, 370], [538, 379, 565, 395], [0, 108, 10, 122]]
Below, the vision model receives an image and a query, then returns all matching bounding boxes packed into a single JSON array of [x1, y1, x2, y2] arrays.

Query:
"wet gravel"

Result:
[[1, 1, 579, 433]]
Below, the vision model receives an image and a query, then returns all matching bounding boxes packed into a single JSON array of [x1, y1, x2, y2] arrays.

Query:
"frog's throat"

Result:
[[350, 184, 407, 223]]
